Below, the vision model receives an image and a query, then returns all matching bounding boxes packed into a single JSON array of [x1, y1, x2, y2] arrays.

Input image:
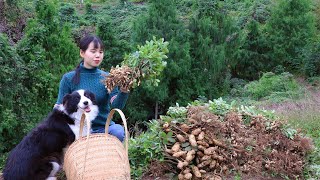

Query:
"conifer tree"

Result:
[[266, 0, 316, 71], [17, 0, 78, 117], [233, 20, 271, 80], [189, 0, 240, 99], [304, 41, 320, 77], [129, 0, 192, 122], [97, 16, 130, 70], [0, 34, 30, 155], [59, 3, 79, 28]]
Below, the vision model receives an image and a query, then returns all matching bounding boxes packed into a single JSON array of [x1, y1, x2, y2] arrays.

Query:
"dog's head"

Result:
[[61, 89, 99, 122]]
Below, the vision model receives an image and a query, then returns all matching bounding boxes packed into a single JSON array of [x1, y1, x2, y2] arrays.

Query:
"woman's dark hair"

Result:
[[72, 35, 105, 84]]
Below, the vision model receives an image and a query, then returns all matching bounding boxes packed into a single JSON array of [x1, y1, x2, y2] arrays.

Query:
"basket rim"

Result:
[[65, 133, 125, 152]]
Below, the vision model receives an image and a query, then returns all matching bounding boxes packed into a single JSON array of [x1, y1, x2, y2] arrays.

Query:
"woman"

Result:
[[55, 35, 129, 141]]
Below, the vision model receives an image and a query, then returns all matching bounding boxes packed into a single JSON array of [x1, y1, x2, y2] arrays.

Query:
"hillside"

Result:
[[1, 0, 320, 179]]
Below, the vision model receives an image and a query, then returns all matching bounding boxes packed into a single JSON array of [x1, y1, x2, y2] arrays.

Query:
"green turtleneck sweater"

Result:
[[56, 63, 129, 131]]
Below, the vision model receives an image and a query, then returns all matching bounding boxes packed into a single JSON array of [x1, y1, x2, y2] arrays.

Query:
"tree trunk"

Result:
[[155, 101, 159, 120]]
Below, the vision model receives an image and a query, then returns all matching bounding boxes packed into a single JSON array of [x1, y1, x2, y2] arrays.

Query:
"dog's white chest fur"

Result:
[[68, 115, 93, 139]]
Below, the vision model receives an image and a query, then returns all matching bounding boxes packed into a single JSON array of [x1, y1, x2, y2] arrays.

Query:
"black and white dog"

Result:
[[3, 89, 98, 180]]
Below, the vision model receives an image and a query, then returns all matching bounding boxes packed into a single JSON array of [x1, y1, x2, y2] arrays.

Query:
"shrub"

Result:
[[0, 33, 33, 169], [17, 0, 78, 117], [129, 120, 165, 179], [244, 72, 301, 100], [265, 0, 316, 71], [304, 42, 320, 77], [59, 3, 79, 27]]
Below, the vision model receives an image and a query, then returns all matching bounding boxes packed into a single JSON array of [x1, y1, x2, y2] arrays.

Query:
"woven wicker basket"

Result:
[[64, 108, 130, 180]]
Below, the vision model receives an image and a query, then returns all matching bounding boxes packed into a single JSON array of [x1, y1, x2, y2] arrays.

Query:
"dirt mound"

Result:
[[159, 105, 313, 179]]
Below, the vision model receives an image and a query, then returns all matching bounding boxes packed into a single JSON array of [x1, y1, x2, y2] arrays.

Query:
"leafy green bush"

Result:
[[265, 0, 316, 71], [129, 120, 165, 179], [0, 109, 19, 154], [244, 72, 302, 100], [100, 2, 147, 41], [97, 15, 129, 70], [83, 3, 98, 25], [304, 42, 320, 77], [17, 0, 78, 117], [166, 103, 187, 119], [208, 98, 235, 116], [0, 33, 35, 170], [59, 3, 79, 27]]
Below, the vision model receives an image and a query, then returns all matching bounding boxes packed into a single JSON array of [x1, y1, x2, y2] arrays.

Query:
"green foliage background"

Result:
[[1, 0, 320, 178]]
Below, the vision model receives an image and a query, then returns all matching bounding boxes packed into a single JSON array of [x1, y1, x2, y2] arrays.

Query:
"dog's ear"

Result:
[[63, 93, 79, 114], [62, 94, 71, 106]]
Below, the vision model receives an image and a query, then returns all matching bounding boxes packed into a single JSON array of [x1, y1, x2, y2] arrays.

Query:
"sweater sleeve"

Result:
[[110, 86, 129, 109], [56, 74, 72, 104]]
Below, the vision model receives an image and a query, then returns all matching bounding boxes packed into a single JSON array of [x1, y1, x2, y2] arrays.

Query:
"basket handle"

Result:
[[77, 110, 129, 180], [105, 108, 129, 152], [78, 109, 129, 152], [79, 113, 90, 139], [78, 113, 92, 180]]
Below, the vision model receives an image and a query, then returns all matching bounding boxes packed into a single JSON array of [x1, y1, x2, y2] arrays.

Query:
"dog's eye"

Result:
[[84, 92, 91, 99]]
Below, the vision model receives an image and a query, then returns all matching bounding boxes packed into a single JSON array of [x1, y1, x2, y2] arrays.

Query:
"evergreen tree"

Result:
[[233, 20, 271, 80], [17, 0, 78, 117], [97, 16, 130, 70], [84, 3, 97, 25], [266, 0, 316, 71], [129, 0, 192, 123], [59, 3, 80, 28], [304, 40, 320, 77], [0, 34, 31, 157], [189, 0, 240, 99]]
